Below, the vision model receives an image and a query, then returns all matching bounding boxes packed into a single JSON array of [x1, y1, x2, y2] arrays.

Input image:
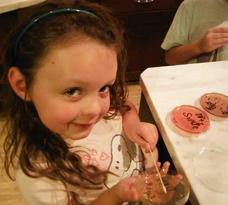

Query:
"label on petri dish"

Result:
[[200, 92, 228, 118], [169, 105, 210, 135]]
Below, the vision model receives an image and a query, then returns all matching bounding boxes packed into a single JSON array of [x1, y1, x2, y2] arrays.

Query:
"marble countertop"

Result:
[[140, 61, 228, 205], [0, 0, 46, 14]]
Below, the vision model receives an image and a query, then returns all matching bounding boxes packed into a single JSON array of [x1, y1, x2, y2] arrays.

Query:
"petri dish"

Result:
[[143, 172, 190, 205], [199, 92, 228, 119], [193, 147, 228, 193], [168, 105, 210, 136]]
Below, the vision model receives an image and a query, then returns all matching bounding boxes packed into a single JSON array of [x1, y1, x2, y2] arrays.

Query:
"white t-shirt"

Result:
[[16, 117, 144, 205], [161, 0, 228, 63]]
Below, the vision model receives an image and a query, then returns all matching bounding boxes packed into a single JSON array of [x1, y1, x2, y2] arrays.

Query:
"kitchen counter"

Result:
[[139, 61, 228, 205]]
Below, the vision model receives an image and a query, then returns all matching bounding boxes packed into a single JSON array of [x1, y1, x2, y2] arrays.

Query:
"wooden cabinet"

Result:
[[0, 0, 183, 82], [91, 0, 183, 81], [0, 11, 19, 81]]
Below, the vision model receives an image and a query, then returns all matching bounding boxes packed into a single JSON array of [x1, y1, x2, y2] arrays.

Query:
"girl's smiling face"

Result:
[[27, 39, 117, 140]]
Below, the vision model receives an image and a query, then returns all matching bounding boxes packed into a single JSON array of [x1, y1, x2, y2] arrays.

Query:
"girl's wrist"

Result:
[[111, 185, 124, 204], [90, 185, 123, 205]]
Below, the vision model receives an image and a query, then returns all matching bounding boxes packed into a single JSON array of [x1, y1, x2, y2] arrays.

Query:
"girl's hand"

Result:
[[112, 175, 146, 202], [90, 175, 146, 205], [147, 161, 183, 190], [124, 120, 159, 152], [134, 122, 159, 152], [144, 162, 183, 204], [111, 162, 183, 204], [122, 100, 159, 152]]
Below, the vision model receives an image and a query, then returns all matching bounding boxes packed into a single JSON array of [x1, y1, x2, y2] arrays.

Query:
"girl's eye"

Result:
[[64, 88, 80, 97], [99, 85, 111, 93]]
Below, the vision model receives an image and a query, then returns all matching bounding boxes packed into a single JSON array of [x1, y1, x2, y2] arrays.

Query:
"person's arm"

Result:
[[91, 162, 184, 205], [165, 42, 201, 65], [165, 26, 228, 65], [90, 188, 122, 205], [122, 100, 158, 152], [17, 164, 145, 205], [90, 175, 145, 205]]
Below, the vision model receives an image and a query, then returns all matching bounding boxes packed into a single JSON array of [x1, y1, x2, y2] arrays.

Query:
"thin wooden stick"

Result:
[[149, 149, 167, 193]]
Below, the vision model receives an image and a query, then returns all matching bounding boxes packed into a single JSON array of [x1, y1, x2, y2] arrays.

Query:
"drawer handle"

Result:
[[134, 0, 154, 3]]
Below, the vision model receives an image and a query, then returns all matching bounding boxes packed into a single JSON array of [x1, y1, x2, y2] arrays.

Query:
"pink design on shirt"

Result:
[[100, 152, 110, 161], [81, 149, 110, 169]]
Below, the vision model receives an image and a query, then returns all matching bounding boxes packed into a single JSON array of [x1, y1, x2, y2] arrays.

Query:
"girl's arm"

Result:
[[122, 100, 158, 152], [90, 162, 183, 205], [90, 175, 145, 205], [17, 167, 144, 205]]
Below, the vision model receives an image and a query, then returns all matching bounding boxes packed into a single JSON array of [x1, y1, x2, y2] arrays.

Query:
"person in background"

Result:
[[1, 1, 161, 204], [161, 0, 228, 65]]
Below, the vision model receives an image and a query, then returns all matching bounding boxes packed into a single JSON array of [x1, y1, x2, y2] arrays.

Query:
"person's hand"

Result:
[[112, 175, 147, 202], [90, 175, 147, 205], [198, 26, 228, 53], [112, 162, 183, 204], [144, 161, 183, 204], [122, 100, 158, 152], [123, 119, 159, 153]]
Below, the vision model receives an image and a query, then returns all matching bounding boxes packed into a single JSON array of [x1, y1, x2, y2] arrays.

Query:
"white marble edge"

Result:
[[0, 0, 46, 14], [140, 61, 228, 205]]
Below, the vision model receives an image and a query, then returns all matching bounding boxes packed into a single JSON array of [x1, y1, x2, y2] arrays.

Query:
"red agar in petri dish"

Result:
[[200, 92, 228, 118], [169, 105, 210, 135]]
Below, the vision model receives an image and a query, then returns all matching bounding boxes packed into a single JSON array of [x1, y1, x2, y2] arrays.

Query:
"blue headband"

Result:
[[13, 8, 99, 59]]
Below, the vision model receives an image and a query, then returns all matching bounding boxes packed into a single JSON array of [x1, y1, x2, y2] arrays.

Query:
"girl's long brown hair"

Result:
[[1, 0, 128, 201]]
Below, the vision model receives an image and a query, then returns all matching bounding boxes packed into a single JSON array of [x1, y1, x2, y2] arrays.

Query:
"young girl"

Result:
[[1, 1, 159, 204]]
